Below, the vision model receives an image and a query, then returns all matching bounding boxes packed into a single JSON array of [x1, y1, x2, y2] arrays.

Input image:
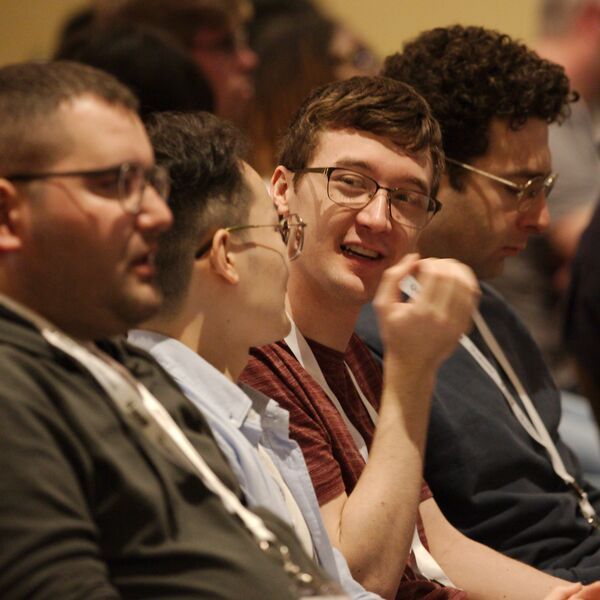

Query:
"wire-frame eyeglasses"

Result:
[[289, 166, 442, 230], [445, 157, 558, 213], [195, 213, 306, 261], [5, 162, 171, 214]]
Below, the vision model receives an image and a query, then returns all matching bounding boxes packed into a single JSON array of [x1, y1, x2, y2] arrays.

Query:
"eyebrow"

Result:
[[332, 158, 431, 194]]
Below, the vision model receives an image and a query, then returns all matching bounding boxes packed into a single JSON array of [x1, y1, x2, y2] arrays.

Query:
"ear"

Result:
[[0, 179, 24, 253], [271, 166, 292, 218], [208, 229, 239, 285]]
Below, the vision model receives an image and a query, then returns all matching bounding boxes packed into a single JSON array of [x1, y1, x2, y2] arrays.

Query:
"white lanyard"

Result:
[[0, 294, 274, 545], [400, 275, 598, 529], [0, 295, 345, 598], [284, 318, 455, 588], [465, 311, 599, 528]]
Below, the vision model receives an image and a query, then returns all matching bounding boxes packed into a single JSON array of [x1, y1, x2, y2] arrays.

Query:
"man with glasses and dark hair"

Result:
[[355, 25, 600, 583], [239, 75, 600, 598], [0, 60, 332, 599], [128, 110, 382, 599]]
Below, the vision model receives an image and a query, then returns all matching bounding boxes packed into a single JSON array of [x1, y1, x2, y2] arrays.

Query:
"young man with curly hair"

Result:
[[240, 73, 600, 598], [357, 25, 600, 583]]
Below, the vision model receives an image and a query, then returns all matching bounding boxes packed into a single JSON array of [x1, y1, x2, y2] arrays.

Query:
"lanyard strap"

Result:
[[400, 275, 599, 529], [0, 295, 346, 597], [284, 318, 455, 588], [466, 311, 599, 528], [0, 294, 275, 545]]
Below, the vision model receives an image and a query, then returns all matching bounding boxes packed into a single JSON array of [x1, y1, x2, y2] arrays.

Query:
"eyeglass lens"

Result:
[[518, 174, 556, 213], [118, 164, 170, 213], [327, 169, 433, 229], [281, 215, 304, 261]]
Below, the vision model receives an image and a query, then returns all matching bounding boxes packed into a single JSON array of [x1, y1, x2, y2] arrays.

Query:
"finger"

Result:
[[373, 253, 420, 309], [578, 581, 600, 598], [543, 583, 582, 600]]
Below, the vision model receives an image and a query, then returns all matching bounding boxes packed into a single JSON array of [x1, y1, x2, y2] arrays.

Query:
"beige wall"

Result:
[[0, 0, 88, 65], [315, 0, 541, 58], [0, 0, 542, 67]]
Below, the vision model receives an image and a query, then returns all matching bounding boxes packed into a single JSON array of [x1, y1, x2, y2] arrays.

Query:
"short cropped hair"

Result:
[[277, 75, 444, 196], [146, 111, 250, 312], [104, 0, 252, 50], [383, 26, 574, 189], [0, 60, 138, 175]]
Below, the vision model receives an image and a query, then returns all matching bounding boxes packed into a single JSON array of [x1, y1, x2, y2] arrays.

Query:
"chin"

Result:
[[114, 288, 164, 331], [254, 313, 291, 347], [477, 258, 505, 281]]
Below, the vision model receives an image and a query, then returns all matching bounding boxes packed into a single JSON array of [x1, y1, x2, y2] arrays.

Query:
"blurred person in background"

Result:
[[55, 22, 214, 117], [97, 0, 258, 124], [244, 0, 378, 177], [565, 201, 600, 428]]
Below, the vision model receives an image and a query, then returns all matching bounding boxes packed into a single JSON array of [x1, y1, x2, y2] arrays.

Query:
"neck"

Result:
[[143, 295, 249, 382], [286, 272, 360, 352]]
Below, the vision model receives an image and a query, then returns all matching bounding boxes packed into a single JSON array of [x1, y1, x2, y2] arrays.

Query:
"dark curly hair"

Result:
[[383, 25, 576, 189]]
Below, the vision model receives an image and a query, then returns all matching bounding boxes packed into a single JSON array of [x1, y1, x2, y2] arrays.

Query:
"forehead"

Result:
[[310, 128, 433, 191], [50, 95, 153, 170], [478, 118, 551, 173]]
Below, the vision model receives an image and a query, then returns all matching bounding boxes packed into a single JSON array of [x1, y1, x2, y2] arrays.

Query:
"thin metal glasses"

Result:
[[290, 166, 442, 230], [195, 213, 306, 261], [5, 162, 171, 214], [445, 157, 558, 213]]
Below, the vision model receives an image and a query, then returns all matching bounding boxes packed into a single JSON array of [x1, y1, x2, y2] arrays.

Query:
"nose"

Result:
[[136, 186, 173, 234], [355, 189, 391, 232], [518, 193, 550, 234]]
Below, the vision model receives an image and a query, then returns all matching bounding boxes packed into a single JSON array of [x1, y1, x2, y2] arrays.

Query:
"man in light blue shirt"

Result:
[[128, 110, 379, 599]]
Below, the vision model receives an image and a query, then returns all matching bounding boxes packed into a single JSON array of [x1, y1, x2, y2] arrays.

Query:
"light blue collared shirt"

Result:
[[128, 330, 381, 600]]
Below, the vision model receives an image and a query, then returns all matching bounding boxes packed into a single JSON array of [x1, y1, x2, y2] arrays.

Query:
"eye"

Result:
[[390, 190, 426, 209], [85, 170, 121, 198], [331, 170, 370, 193]]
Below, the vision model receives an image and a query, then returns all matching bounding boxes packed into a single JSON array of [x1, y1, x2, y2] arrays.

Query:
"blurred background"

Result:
[[0, 0, 540, 66]]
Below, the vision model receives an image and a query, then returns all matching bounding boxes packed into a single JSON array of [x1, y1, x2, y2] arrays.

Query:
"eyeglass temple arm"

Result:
[[445, 158, 522, 192]]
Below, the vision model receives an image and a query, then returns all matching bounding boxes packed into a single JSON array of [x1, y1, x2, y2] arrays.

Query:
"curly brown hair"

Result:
[[277, 75, 444, 196], [383, 25, 576, 189]]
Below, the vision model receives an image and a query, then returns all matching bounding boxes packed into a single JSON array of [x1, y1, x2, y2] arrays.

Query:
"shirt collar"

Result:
[[128, 329, 252, 429]]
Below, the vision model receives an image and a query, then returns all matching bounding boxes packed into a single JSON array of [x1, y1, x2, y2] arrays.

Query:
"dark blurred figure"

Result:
[[55, 23, 214, 117], [565, 200, 600, 428], [101, 0, 258, 124], [245, 1, 378, 176]]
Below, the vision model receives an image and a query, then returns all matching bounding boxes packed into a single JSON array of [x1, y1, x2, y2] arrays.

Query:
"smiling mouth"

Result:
[[341, 244, 382, 260]]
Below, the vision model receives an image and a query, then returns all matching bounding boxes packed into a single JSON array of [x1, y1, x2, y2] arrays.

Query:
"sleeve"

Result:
[[0, 359, 120, 599], [242, 346, 347, 505]]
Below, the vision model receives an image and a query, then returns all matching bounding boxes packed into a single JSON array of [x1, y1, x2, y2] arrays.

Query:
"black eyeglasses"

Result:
[[195, 213, 306, 260], [5, 163, 170, 214], [289, 167, 441, 230], [445, 158, 558, 213]]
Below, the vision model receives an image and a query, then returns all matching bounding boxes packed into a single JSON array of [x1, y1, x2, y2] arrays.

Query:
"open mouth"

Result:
[[341, 244, 382, 260], [132, 249, 157, 278]]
